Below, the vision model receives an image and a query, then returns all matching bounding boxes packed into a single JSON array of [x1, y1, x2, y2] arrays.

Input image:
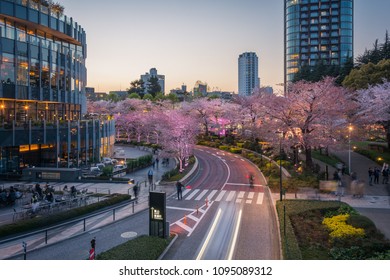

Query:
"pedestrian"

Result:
[[152, 160, 155, 168], [156, 158, 159, 168], [133, 182, 139, 199], [383, 167, 389, 184], [31, 192, 39, 213], [333, 170, 339, 181], [147, 169, 153, 186], [368, 167, 374, 186], [176, 181, 183, 200], [35, 183, 43, 199], [351, 171, 357, 181], [374, 167, 380, 184]]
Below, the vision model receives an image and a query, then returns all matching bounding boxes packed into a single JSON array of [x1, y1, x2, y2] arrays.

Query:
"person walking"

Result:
[[133, 182, 139, 202], [374, 167, 380, 184], [383, 167, 389, 184], [176, 181, 183, 200], [148, 169, 153, 186], [368, 167, 374, 186]]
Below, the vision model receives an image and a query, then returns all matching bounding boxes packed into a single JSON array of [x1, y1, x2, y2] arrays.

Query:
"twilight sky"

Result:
[[60, 0, 390, 94]]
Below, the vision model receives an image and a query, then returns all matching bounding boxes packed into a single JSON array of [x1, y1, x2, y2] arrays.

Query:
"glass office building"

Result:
[[284, 0, 353, 88], [0, 0, 115, 175], [238, 52, 260, 96]]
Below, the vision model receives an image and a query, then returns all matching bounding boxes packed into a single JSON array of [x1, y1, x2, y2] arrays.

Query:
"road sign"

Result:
[[149, 191, 166, 238]]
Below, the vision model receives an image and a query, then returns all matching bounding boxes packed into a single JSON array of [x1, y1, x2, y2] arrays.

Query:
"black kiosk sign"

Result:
[[149, 191, 166, 238]]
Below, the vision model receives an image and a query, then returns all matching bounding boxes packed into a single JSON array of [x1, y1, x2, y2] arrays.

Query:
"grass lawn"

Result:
[[351, 141, 390, 165], [312, 150, 344, 167], [277, 200, 390, 260]]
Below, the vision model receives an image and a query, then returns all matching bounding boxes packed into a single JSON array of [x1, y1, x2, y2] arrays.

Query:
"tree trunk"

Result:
[[387, 120, 390, 150], [305, 146, 313, 169]]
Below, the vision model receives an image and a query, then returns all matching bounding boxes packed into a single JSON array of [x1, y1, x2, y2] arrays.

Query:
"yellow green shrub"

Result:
[[322, 214, 365, 240]]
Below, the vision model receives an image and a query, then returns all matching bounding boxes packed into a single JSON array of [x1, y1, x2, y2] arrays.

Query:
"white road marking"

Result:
[[248, 192, 255, 199], [215, 190, 226, 201], [176, 221, 192, 233], [185, 189, 200, 200], [182, 189, 191, 197], [257, 193, 264, 204], [188, 214, 200, 222], [207, 190, 218, 201], [235, 191, 245, 203], [226, 191, 236, 202], [167, 206, 196, 211], [195, 190, 208, 201]]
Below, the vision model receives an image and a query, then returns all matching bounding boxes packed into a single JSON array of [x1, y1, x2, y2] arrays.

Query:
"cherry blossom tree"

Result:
[[159, 109, 199, 171], [356, 81, 390, 148], [260, 77, 352, 168]]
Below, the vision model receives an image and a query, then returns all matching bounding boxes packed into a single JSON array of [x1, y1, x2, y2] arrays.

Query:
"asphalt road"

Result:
[[162, 146, 280, 260]]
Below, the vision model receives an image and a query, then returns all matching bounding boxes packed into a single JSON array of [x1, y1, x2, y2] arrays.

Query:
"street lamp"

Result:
[[278, 130, 283, 201], [348, 124, 353, 174]]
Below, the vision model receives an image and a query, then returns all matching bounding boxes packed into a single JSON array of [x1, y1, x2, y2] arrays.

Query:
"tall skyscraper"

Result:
[[238, 52, 260, 96], [284, 0, 353, 89]]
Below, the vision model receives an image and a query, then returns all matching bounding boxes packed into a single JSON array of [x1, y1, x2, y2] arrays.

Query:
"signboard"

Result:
[[149, 191, 166, 238]]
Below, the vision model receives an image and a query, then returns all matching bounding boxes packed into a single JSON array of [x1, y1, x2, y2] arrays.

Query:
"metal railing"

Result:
[[0, 198, 139, 248]]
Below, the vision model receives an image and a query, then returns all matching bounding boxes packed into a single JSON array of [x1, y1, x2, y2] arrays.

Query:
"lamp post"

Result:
[[278, 130, 283, 201], [348, 124, 353, 174]]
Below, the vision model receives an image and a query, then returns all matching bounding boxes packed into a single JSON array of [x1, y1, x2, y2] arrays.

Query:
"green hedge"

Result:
[[97, 235, 171, 260], [126, 155, 153, 171], [0, 194, 131, 239]]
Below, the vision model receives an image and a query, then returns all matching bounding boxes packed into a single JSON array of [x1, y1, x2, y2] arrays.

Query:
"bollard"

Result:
[[22, 241, 27, 260], [205, 198, 209, 208], [183, 215, 187, 225], [196, 205, 199, 216]]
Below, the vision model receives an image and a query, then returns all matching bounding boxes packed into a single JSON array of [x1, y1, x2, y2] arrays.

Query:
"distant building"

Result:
[[263, 86, 274, 95], [86, 87, 107, 101], [207, 91, 233, 100], [109, 91, 128, 99], [193, 81, 208, 96], [238, 52, 260, 96], [141, 68, 165, 94]]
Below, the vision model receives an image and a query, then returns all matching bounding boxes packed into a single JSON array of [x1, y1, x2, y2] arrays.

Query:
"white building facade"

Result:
[[141, 68, 165, 94], [238, 52, 260, 96]]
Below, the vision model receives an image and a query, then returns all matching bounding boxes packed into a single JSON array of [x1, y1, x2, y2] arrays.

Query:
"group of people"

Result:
[[0, 186, 22, 207], [368, 164, 389, 186]]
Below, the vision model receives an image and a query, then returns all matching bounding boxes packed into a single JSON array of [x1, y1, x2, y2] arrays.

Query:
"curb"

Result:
[[180, 156, 199, 183], [157, 233, 178, 260]]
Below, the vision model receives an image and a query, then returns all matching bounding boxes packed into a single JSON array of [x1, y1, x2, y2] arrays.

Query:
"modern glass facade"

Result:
[[284, 0, 353, 88], [238, 52, 260, 96], [0, 0, 114, 175]]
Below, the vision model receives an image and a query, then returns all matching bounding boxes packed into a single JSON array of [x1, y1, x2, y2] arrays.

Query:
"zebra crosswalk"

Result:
[[177, 189, 265, 205]]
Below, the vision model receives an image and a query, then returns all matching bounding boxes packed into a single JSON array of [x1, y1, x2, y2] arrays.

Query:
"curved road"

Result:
[[164, 146, 280, 260]]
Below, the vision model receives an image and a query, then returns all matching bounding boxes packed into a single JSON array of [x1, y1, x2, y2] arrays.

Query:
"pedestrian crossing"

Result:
[[176, 188, 265, 205]]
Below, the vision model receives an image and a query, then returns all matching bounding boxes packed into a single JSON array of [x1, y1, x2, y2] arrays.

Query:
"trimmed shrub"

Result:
[[97, 235, 171, 260], [219, 145, 230, 151], [229, 147, 242, 154], [322, 214, 365, 240]]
